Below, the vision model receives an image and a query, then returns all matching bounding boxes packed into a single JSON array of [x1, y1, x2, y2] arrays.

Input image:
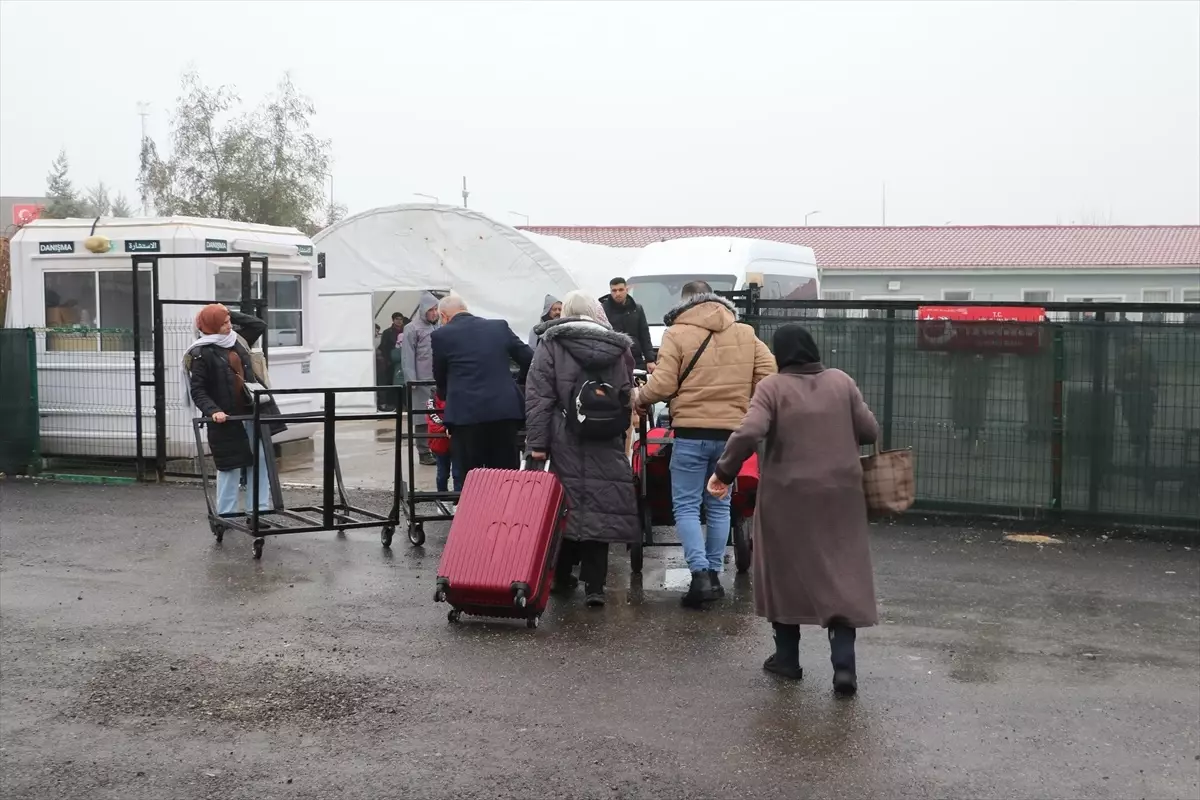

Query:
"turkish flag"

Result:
[[13, 204, 43, 225]]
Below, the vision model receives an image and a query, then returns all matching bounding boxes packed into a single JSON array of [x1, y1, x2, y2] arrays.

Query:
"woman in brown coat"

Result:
[[707, 324, 880, 696]]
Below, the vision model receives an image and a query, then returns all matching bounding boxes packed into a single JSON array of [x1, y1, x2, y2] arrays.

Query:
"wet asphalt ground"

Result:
[[1, 480, 1198, 800]]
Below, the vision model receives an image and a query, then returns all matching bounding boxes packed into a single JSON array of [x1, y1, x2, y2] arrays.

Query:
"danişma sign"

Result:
[[205, 238, 229, 252], [38, 241, 75, 255]]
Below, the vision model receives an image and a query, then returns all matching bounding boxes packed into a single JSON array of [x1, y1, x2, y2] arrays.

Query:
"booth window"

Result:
[[216, 270, 304, 347], [44, 271, 151, 351]]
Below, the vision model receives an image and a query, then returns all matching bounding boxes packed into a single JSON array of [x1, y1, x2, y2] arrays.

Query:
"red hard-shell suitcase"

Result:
[[433, 463, 567, 629]]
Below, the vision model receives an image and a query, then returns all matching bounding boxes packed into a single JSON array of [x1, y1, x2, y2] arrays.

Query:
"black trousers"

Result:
[[556, 539, 610, 590], [449, 420, 520, 474]]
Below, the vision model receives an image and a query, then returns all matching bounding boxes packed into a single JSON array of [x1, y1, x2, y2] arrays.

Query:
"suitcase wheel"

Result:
[[526, 616, 540, 629], [447, 609, 462, 624]]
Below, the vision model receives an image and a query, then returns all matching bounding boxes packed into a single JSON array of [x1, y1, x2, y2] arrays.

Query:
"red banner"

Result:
[[916, 306, 1046, 354]]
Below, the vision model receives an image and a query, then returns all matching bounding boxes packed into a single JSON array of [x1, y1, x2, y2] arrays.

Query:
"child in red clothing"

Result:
[[427, 392, 463, 493]]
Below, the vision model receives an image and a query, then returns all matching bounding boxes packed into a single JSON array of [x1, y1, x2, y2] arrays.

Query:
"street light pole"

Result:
[[804, 210, 821, 226], [137, 101, 152, 216]]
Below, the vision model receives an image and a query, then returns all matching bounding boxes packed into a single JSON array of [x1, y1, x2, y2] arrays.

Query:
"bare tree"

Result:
[[84, 181, 112, 216], [139, 70, 334, 233], [110, 193, 134, 217]]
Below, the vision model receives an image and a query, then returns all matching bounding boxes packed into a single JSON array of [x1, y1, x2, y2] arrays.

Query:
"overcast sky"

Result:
[[1, 0, 1197, 227]]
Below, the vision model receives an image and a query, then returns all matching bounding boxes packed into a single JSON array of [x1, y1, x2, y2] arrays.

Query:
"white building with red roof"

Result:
[[521, 225, 1200, 307]]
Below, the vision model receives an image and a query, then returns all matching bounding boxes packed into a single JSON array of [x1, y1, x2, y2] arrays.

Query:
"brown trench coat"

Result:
[[714, 364, 881, 628]]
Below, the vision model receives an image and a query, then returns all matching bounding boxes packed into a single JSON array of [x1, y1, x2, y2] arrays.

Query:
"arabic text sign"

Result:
[[916, 306, 1046, 354]]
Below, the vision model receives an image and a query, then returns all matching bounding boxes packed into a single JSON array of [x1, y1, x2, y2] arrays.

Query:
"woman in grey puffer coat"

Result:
[[525, 291, 640, 607]]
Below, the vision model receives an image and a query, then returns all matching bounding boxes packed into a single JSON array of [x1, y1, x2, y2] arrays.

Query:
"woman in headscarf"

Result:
[[706, 324, 880, 697], [184, 304, 286, 522], [524, 290, 639, 607]]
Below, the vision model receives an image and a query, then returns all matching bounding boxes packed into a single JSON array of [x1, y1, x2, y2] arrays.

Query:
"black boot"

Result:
[[681, 570, 717, 608], [829, 625, 857, 697], [708, 570, 725, 600], [763, 622, 802, 680], [553, 573, 579, 595]]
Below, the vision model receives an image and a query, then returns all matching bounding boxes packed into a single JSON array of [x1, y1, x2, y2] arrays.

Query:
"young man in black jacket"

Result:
[[598, 278, 655, 372], [599, 277, 656, 459]]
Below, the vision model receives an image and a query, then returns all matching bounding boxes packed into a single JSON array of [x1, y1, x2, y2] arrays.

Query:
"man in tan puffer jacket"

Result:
[[633, 281, 776, 607]]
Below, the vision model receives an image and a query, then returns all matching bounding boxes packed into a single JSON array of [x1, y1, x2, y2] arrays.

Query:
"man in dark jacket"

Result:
[[431, 295, 534, 474], [599, 277, 655, 371], [376, 312, 407, 411]]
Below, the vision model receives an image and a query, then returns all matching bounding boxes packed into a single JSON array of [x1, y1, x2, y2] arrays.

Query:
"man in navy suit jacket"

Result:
[[431, 295, 534, 473]]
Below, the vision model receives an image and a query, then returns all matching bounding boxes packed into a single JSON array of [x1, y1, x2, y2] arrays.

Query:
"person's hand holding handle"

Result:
[[212, 411, 228, 424]]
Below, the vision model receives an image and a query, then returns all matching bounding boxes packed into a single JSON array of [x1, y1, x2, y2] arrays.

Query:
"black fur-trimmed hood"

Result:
[[536, 317, 632, 348], [662, 293, 738, 327], [534, 317, 633, 370]]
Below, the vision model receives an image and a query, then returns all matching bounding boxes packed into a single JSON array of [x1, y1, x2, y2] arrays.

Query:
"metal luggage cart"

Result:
[[630, 373, 753, 575], [399, 379, 528, 547], [398, 380, 455, 547], [194, 387, 404, 559]]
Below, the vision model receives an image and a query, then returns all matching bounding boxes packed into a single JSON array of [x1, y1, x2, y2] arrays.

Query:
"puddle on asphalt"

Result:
[[663, 568, 692, 591]]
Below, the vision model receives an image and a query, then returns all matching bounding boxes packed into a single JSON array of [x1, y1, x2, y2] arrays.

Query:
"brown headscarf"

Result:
[[195, 304, 229, 335]]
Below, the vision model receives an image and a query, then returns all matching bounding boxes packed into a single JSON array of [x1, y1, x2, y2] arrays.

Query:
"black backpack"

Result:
[[565, 369, 630, 441]]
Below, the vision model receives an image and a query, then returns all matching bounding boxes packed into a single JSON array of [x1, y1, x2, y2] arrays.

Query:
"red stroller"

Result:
[[630, 414, 755, 574]]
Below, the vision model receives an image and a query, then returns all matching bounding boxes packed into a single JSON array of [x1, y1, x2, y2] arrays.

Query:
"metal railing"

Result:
[[0, 328, 39, 474], [719, 292, 1200, 529]]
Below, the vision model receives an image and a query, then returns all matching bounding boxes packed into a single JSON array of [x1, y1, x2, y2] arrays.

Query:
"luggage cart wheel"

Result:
[[447, 609, 462, 624], [252, 537, 264, 560], [732, 516, 752, 574], [408, 522, 426, 547], [629, 543, 644, 574], [380, 526, 395, 548], [526, 616, 540, 630], [210, 521, 225, 543]]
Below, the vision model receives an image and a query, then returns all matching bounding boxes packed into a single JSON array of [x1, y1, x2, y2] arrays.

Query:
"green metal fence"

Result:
[[0, 328, 40, 474], [731, 298, 1200, 529]]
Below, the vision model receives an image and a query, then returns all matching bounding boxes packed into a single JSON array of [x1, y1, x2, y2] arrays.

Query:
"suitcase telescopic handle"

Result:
[[520, 456, 551, 472]]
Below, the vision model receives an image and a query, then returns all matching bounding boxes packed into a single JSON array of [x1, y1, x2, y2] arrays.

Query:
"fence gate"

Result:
[[0, 327, 39, 474], [130, 251, 270, 484], [720, 289, 1200, 530]]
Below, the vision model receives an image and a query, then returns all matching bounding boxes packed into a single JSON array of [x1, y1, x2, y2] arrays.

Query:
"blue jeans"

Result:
[[669, 437, 731, 573], [436, 452, 463, 493], [216, 422, 273, 516]]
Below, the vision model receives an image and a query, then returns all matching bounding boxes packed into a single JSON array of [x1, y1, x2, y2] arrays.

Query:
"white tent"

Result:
[[311, 204, 635, 407]]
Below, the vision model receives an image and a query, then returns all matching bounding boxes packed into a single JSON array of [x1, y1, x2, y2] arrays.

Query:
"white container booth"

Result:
[[4, 216, 320, 462]]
